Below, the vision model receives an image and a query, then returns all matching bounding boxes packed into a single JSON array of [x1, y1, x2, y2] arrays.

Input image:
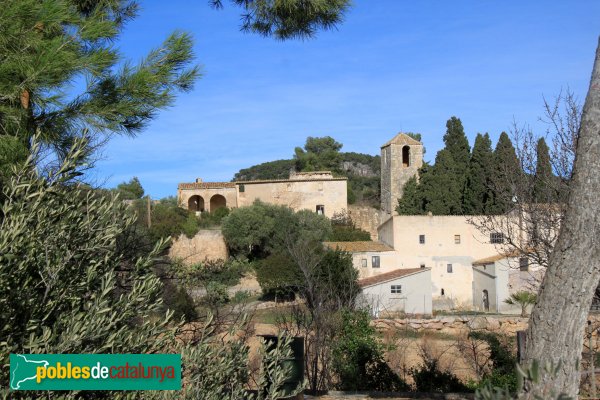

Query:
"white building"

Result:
[[472, 253, 543, 313], [378, 214, 505, 309], [357, 268, 432, 316]]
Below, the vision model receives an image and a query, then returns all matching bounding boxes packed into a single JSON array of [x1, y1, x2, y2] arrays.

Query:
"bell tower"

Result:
[[380, 133, 423, 216]]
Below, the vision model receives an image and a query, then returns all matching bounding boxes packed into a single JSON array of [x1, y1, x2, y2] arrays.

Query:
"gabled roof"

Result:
[[381, 133, 422, 148], [323, 241, 394, 253], [358, 268, 429, 288]]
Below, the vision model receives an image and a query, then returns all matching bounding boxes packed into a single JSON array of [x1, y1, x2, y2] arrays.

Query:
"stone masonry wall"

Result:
[[348, 205, 381, 240], [169, 229, 228, 266], [373, 314, 600, 340]]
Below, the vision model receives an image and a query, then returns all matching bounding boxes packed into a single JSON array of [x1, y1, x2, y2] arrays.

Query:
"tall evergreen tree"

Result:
[[396, 176, 424, 215], [421, 150, 462, 215], [443, 116, 471, 194], [533, 137, 555, 203], [463, 133, 494, 214], [490, 132, 521, 213]]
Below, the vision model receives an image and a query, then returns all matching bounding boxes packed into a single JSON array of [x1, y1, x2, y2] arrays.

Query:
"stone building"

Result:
[[380, 133, 423, 216], [177, 171, 347, 218]]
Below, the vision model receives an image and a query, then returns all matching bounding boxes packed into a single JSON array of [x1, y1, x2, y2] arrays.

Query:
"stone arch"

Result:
[[188, 195, 204, 212], [402, 145, 410, 167], [210, 194, 226, 212]]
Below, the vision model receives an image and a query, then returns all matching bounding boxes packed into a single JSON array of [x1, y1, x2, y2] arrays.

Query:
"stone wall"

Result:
[[373, 314, 600, 338], [373, 316, 528, 336], [348, 205, 381, 240], [169, 229, 228, 266]]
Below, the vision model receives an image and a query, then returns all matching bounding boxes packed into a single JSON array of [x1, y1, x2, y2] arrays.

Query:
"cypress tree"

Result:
[[396, 176, 424, 215], [443, 116, 471, 192], [490, 132, 521, 213], [533, 137, 555, 203], [463, 133, 494, 214], [422, 150, 462, 215]]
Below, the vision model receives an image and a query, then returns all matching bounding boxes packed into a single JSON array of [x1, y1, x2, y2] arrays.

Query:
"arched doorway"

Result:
[[482, 290, 490, 311], [210, 194, 226, 212], [402, 146, 410, 167], [188, 195, 204, 212]]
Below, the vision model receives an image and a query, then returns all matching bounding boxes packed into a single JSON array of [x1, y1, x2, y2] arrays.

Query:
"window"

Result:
[[420, 263, 426, 269], [391, 285, 402, 294], [447, 264, 453, 273], [316, 205, 325, 215], [361, 259, 367, 268], [419, 235, 425, 244], [372, 256, 380, 268], [454, 234, 461, 244], [519, 257, 529, 272], [441, 288, 445, 296], [490, 232, 504, 244], [238, 184, 245, 193]]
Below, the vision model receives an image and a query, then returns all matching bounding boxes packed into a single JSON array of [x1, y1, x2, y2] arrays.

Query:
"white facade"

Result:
[[378, 215, 505, 309], [472, 255, 543, 313], [358, 268, 432, 316]]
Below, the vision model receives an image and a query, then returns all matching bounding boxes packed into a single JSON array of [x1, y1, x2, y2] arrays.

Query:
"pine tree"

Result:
[[490, 132, 521, 213], [0, 0, 199, 163], [463, 133, 494, 214], [533, 137, 555, 203], [422, 150, 462, 215]]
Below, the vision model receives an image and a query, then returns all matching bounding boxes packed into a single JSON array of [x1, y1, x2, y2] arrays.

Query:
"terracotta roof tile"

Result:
[[381, 133, 422, 148], [323, 241, 394, 252], [358, 268, 429, 288]]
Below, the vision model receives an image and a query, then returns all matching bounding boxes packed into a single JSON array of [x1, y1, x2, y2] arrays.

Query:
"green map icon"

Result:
[[10, 354, 49, 390]]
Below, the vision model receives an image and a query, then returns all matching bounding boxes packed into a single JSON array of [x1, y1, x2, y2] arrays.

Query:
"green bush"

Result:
[[333, 310, 410, 391], [469, 331, 517, 392], [411, 359, 471, 393], [162, 280, 198, 322]]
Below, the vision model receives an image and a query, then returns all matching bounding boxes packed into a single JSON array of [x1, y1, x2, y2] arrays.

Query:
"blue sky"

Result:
[[92, 1, 600, 199]]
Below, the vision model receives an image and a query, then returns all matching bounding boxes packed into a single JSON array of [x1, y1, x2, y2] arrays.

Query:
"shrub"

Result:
[[411, 359, 470, 393], [469, 331, 517, 392], [333, 310, 410, 391], [162, 280, 198, 322]]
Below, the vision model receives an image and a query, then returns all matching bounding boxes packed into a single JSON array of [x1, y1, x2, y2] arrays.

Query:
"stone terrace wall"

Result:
[[348, 205, 381, 240], [169, 229, 228, 266], [373, 314, 600, 339]]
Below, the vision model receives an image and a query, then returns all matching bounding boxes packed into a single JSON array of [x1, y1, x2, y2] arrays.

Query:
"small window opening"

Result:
[[490, 232, 504, 244], [372, 256, 380, 268], [419, 234, 425, 244], [519, 257, 529, 272]]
